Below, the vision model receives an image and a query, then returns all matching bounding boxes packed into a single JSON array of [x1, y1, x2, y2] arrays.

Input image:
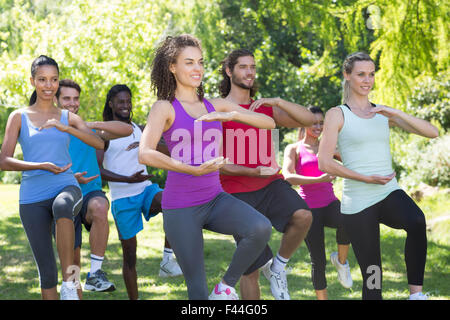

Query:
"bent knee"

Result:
[[87, 198, 109, 222], [246, 216, 272, 244], [53, 186, 82, 220], [407, 211, 427, 232], [291, 209, 313, 227], [255, 217, 272, 242]]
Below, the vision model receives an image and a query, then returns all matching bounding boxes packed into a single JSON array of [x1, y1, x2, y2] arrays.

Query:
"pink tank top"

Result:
[[295, 143, 337, 208]]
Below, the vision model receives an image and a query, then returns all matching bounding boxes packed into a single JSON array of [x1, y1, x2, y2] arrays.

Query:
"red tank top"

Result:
[[219, 102, 283, 194]]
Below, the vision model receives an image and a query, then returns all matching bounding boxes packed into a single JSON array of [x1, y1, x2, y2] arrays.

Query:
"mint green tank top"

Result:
[[337, 104, 400, 214]]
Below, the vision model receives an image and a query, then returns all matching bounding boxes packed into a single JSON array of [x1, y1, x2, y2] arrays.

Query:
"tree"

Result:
[[1, 0, 447, 187]]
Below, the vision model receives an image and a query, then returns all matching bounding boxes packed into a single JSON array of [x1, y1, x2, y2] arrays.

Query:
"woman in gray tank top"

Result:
[[318, 52, 438, 300]]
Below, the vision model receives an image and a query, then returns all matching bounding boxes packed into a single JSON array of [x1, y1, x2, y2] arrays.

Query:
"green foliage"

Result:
[[146, 166, 167, 188], [421, 135, 450, 187], [392, 131, 450, 190], [1, 0, 447, 122], [203, 0, 346, 108], [1, 144, 22, 184], [1, 183, 449, 299], [233, 0, 449, 109], [406, 73, 450, 131], [0, 106, 14, 145], [0, 0, 194, 123], [390, 70, 449, 190], [1, 170, 21, 184], [369, 0, 449, 107], [0, 0, 448, 190], [0, 0, 197, 183]]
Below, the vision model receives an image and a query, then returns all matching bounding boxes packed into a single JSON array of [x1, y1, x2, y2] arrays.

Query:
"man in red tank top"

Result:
[[219, 49, 316, 300]]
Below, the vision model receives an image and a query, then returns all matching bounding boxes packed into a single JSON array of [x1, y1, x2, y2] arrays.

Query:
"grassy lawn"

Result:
[[0, 183, 448, 300]]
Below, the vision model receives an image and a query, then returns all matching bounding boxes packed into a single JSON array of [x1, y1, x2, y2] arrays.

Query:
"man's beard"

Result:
[[114, 111, 131, 122], [231, 76, 254, 91]]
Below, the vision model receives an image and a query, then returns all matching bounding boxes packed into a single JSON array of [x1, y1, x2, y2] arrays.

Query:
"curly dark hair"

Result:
[[219, 49, 258, 98], [103, 84, 133, 121], [150, 34, 204, 102]]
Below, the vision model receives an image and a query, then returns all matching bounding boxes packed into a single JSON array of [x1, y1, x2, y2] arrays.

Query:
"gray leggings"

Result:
[[19, 185, 82, 289], [163, 192, 272, 300]]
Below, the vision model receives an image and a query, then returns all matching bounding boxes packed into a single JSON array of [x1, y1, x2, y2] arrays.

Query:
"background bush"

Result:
[[0, 0, 448, 190]]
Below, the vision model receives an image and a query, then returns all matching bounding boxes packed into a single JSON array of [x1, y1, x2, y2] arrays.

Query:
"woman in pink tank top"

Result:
[[138, 34, 275, 300], [283, 106, 352, 299]]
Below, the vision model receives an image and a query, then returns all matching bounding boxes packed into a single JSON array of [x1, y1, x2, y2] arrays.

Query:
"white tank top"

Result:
[[103, 122, 151, 201]]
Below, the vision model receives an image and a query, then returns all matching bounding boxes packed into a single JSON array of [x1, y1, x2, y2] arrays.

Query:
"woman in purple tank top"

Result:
[[139, 34, 275, 300], [283, 106, 352, 299]]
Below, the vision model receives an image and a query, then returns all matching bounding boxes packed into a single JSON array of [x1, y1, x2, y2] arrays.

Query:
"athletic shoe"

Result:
[[330, 251, 353, 289], [260, 258, 272, 276], [60, 282, 80, 300], [84, 269, 116, 292], [208, 284, 239, 300], [159, 257, 183, 277], [409, 292, 429, 300], [261, 260, 290, 300], [261, 258, 293, 275]]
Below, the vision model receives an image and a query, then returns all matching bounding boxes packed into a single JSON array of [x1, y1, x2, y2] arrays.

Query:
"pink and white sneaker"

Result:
[[208, 284, 239, 300]]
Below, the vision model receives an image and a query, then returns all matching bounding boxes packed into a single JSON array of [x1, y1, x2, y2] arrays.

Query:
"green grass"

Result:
[[0, 183, 448, 300]]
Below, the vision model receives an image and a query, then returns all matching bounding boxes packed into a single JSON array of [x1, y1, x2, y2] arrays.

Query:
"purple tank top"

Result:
[[161, 98, 224, 209], [296, 143, 338, 209]]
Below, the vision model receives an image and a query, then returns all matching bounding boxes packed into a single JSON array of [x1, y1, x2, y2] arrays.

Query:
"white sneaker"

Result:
[[208, 284, 239, 300], [261, 259, 290, 300], [409, 292, 429, 300], [60, 281, 80, 300], [330, 252, 353, 289], [159, 256, 183, 277]]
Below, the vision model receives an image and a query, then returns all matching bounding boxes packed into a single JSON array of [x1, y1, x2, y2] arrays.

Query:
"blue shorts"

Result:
[[111, 184, 163, 240]]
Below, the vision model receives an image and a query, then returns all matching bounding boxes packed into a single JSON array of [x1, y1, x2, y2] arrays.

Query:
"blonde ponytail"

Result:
[[342, 79, 350, 104]]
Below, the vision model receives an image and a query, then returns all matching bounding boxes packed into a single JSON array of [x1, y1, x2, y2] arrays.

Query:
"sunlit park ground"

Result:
[[0, 183, 448, 300]]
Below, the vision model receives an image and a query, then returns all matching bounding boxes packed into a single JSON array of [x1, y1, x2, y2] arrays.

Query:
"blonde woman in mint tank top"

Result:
[[318, 52, 438, 300]]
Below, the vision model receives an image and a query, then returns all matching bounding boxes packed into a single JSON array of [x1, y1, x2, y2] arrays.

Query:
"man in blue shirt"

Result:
[[56, 79, 133, 294]]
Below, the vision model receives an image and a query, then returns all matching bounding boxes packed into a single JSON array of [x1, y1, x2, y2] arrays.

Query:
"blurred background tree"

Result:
[[0, 0, 448, 189]]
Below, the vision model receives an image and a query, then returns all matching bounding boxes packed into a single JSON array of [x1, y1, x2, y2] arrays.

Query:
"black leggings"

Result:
[[304, 200, 350, 290], [341, 189, 427, 300]]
